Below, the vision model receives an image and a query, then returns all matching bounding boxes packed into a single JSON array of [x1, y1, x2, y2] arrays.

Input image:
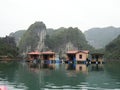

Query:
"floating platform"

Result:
[[26, 59, 104, 65]]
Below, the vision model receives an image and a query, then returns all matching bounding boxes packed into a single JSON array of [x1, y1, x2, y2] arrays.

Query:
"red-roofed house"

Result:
[[66, 50, 89, 63], [27, 51, 41, 61], [41, 51, 55, 60]]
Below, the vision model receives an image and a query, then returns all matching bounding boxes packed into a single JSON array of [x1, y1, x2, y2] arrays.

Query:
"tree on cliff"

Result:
[[0, 36, 19, 57]]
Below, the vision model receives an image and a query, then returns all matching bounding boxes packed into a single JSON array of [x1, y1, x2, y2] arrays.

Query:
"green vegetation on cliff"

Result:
[[45, 27, 94, 53], [0, 36, 19, 58], [105, 35, 120, 59]]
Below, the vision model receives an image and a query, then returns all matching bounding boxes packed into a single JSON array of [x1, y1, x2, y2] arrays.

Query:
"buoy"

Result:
[[0, 85, 7, 90], [96, 62, 98, 64], [89, 61, 91, 64]]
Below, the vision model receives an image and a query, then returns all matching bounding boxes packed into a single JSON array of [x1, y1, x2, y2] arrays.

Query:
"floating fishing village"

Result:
[[26, 50, 104, 65]]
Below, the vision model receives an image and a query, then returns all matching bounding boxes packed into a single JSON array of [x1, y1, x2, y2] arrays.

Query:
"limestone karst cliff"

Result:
[[19, 22, 46, 55]]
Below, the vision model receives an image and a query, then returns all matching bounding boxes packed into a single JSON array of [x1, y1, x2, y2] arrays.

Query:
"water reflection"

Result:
[[65, 64, 88, 73], [40, 63, 56, 70], [0, 62, 19, 82], [0, 61, 120, 90], [27, 61, 104, 73], [0, 62, 27, 90], [90, 64, 104, 71]]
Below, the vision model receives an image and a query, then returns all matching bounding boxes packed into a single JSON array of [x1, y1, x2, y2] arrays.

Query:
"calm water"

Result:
[[0, 61, 120, 90]]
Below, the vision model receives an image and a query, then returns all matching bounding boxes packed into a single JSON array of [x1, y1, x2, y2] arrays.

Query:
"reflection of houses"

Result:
[[49, 64, 56, 69], [76, 64, 88, 72], [40, 63, 56, 69], [65, 64, 76, 70], [65, 64, 88, 73], [66, 50, 89, 63], [27, 51, 41, 61], [41, 51, 55, 60], [91, 53, 104, 64], [90, 64, 104, 71]]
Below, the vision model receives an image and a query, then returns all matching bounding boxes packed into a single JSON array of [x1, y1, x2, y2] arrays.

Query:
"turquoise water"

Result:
[[0, 61, 120, 90]]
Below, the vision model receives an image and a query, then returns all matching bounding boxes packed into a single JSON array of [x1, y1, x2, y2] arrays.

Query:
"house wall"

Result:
[[49, 55, 55, 60], [92, 58, 103, 61], [66, 55, 69, 61], [41, 54, 55, 60], [76, 52, 88, 61]]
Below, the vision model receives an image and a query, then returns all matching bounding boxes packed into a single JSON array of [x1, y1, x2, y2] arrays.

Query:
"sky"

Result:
[[0, 0, 120, 37]]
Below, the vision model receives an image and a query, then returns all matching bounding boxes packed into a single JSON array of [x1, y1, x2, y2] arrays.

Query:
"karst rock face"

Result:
[[19, 22, 47, 55], [31, 22, 47, 51]]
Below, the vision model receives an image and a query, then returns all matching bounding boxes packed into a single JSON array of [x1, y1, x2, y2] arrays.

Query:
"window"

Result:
[[79, 54, 82, 59], [50, 55, 53, 58]]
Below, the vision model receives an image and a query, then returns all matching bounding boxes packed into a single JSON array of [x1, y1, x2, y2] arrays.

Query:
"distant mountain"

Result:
[[9, 30, 26, 46], [105, 35, 120, 59], [84, 26, 120, 49]]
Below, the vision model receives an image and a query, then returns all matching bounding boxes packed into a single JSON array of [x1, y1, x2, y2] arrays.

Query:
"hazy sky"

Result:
[[0, 0, 120, 37]]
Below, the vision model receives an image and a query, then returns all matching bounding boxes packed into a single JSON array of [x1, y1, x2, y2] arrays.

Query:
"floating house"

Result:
[[66, 50, 89, 63], [41, 51, 55, 61], [91, 53, 104, 64], [27, 51, 41, 61]]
